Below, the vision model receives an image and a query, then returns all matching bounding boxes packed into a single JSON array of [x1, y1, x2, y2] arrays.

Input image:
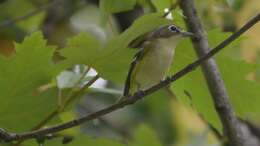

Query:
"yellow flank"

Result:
[[129, 35, 182, 94]]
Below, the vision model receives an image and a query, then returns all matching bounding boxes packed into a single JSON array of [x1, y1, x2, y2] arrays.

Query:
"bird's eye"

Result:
[[168, 25, 178, 32]]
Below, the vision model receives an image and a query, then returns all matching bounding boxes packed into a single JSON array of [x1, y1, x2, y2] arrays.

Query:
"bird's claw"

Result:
[[134, 90, 145, 97]]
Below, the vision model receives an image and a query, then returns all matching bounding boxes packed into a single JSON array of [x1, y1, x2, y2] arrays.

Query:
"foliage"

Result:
[[172, 29, 260, 131], [61, 13, 171, 83], [0, 32, 64, 132], [0, 0, 259, 146]]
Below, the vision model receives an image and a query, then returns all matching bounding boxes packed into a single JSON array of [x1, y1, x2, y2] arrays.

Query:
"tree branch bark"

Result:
[[0, 12, 259, 143], [179, 0, 260, 145]]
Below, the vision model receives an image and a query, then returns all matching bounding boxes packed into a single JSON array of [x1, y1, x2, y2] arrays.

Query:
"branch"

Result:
[[241, 119, 260, 139], [0, 0, 61, 28], [0, 13, 259, 143], [179, 0, 260, 146]]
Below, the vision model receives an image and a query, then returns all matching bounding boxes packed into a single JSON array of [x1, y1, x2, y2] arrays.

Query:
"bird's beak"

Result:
[[181, 31, 194, 37]]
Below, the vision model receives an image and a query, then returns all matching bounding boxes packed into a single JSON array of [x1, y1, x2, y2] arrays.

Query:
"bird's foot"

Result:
[[134, 90, 146, 100]]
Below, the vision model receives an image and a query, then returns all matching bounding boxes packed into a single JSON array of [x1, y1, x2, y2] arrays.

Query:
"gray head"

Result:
[[128, 24, 193, 48], [149, 24, 193, 39]]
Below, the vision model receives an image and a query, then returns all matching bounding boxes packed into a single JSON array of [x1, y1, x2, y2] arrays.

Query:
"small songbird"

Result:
[[123, 24, 193, 97]]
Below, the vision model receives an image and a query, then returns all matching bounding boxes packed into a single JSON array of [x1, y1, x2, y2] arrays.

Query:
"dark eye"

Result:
[[168, 25, 178, 32]]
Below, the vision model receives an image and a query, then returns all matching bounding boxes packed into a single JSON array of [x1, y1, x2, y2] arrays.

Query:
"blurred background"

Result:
[[0, 0, 259, 146]]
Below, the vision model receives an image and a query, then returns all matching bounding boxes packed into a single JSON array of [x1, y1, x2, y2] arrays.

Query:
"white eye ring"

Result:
[[168, 25, 178, 32]]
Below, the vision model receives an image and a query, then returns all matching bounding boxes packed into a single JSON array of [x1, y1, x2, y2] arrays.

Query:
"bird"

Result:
[[122, 24, 193, 98]]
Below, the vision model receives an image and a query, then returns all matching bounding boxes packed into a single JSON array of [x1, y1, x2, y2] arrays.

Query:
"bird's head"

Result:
[[145, 24, 193, 47], [149, 24, 193, 39], [128, 24, 193, 48]]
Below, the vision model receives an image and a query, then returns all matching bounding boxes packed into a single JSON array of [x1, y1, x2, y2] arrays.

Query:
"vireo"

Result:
[[123, 24, 193, 97]]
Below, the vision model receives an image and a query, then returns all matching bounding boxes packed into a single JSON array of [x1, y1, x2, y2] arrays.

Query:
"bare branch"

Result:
[[179, 0, 260, 145], [0, 12, 258, 142]]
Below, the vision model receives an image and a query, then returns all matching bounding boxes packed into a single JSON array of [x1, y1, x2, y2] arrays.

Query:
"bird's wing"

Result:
[[128, 33, 149, 49], [123, 42, 151, 96]]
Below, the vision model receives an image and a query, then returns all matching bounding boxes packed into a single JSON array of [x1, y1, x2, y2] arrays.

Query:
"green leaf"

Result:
[[0, 88, 60, 132], [130, 124, 162, 146], [0, 32, 63, 132], [100, 0, 137, 14], [60, 33, 102, 67], [172, 8, 186, 28]]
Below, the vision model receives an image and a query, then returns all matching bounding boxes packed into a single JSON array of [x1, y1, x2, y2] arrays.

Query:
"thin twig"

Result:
[[0, 0, 60, 28], [180, 0, 260, 145], [63, 67, 91, 104], [72, 67, 91, 91], [0, 13, 258, 142], [62, 74, 100, 109], [32, 110, 59, 131]]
